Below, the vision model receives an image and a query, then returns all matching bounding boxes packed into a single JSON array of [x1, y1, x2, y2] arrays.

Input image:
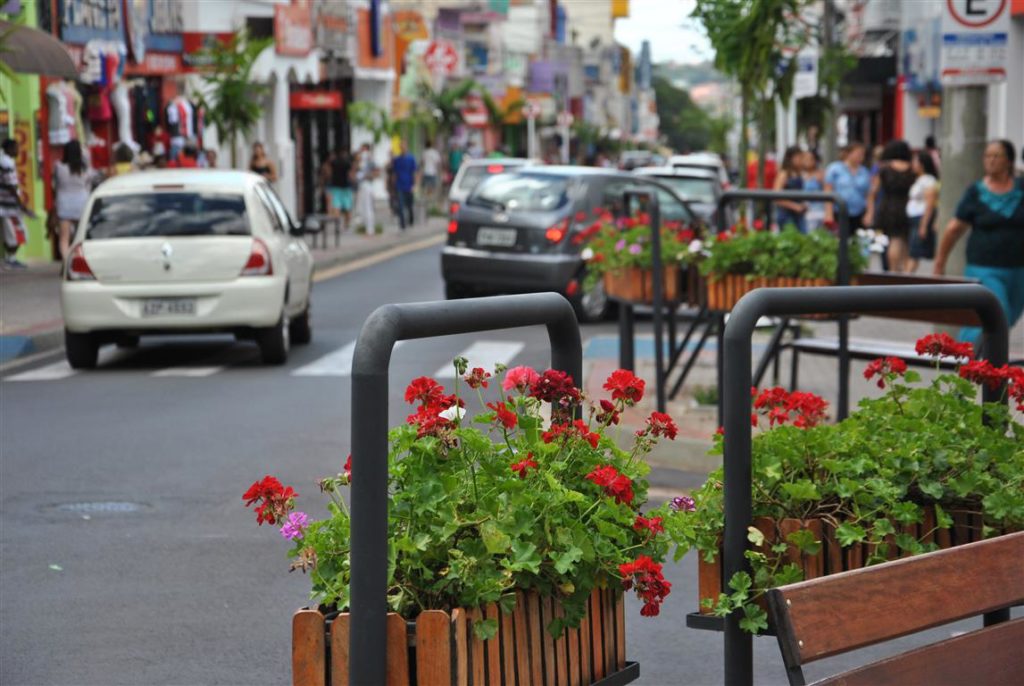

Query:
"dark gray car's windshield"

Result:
[[86, 193, 249, 239], [654, 176, 716, 204], [468, 174, 570, 212]]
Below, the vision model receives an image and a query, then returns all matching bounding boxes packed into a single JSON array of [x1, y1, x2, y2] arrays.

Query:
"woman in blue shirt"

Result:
[[824, 142, 871, 230], [935, 139, 1024, 346]]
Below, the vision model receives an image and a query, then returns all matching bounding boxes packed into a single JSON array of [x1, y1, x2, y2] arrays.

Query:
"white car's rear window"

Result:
[[86, 193, 249, 239]]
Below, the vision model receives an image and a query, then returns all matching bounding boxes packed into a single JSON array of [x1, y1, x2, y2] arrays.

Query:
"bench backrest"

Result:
[[767, 531, 1024, 686], [854, 271, 983, 325]]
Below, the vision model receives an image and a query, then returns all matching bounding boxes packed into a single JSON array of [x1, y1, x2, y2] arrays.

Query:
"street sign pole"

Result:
[[561, 121, 569, 164], [527, 116, 536, 160]]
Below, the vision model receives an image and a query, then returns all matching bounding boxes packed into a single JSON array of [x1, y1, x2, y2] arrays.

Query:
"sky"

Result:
[[613, 0, 714, 65]]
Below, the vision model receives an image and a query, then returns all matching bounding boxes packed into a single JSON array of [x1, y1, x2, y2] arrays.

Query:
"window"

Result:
[[254, 185, 285, 233], [260, 184, 297, 231], [85, 193, 249, 239], [468, 173, 570, 212]]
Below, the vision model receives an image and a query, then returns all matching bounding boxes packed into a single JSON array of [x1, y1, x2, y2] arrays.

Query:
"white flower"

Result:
[[875, 234, 890, 247], [688, 239, 703, 254], [439, 405, 466, 421], [855, 228, 870, 238], [581, 247, 594, 261]]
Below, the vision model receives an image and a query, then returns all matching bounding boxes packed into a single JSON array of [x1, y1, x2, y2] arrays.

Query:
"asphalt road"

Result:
[[0, 243, 1004, 686]]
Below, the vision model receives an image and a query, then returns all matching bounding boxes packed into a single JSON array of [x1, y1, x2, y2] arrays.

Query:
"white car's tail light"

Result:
[[240, 238, 273, 276], [66, 244, 96, 281]]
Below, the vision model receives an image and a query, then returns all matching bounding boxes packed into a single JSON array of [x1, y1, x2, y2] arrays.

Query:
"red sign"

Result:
[[461, 95, 488, 128], [275, 0, 313, 57], [1012, 0, 1024, 15], [290, 91, 343, 110], [946, 0, 1007, 27], [181, 33, 234, 71], [124, 52, 182, 76], [425, 40, 458, 75]]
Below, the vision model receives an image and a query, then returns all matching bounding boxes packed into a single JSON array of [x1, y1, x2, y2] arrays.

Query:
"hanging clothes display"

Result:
[[166, 95, 194, 157], [111, 82, 140, 152]]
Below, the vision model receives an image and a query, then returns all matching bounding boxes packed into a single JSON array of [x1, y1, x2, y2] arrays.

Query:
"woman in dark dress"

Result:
[[773, 145, 807, 233], [866, 140, 916, 272]]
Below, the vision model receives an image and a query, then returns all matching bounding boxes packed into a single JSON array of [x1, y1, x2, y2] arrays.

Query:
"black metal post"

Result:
[[618, 303, 635, 371], [721, 284, 1007, 686], [349, 293, 582, 686]]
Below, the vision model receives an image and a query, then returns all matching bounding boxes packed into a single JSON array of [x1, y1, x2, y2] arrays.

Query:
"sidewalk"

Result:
[[0, 215, 447, 364]]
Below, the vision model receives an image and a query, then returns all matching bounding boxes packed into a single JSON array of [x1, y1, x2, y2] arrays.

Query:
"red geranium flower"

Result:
[[752, 219, 765, 231], [405, 376, 445, 405], [752, 387, 829, 428], [863, 357, 908, 388], [596, 399, 620, 426], [959, 359, 1007, 390], [464, 367, 491, 389], [343, 455, 352, 481], [646, 411, 678, 440], [603, 369, 645, 404], [529, 369, 582, 406], [243, 475, 297, 526], [486, 401, 518, 430], [510, 454, 538, 479], [575, 211, 588, 222], [586, 465, 635, 505], [619, 555, 671, 617], [543, 419, 600, 449], [633, 515, 665, 535], [915, 333, 974, 361]]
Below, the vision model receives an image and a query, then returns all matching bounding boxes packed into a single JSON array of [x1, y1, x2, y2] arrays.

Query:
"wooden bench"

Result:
[[766, 531, 1024, 686]]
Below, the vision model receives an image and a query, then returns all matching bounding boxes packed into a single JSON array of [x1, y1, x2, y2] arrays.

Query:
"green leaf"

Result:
[[835, 522, 866, 547], [473, 618, 499, 640], [727, 571, 752, 594], [747, 526, 765, 547], [779, 479, 820, 502], [507, 541, 542, 573], [738, 604, 769, 634], [480, 521, 510, 554], [551, 546, 584, 575], [903, 370, 921, 383], [785, 529, 821, 556]]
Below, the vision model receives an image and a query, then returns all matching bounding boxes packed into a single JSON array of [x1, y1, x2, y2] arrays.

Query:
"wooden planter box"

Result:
[[697, 508, 999, 614], [604, 267, 679, 304], [704, 274, 832, 312], [293, 588, 634, 686]]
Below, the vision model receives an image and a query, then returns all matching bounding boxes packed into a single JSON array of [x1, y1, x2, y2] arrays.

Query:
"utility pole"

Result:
[[937, 86, 987, 279], [821, 0, 838, 165]]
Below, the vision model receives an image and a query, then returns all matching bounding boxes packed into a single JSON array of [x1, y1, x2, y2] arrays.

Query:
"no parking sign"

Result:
[[940, 0, 1010, 85]]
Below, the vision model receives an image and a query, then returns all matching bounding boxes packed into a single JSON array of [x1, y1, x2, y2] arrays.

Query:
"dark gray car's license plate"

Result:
[[476, 227, 517, 247]]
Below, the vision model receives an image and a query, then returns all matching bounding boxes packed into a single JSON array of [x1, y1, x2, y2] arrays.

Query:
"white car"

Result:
[[667, 152, 731, 189], [60, 170, 315, 368]]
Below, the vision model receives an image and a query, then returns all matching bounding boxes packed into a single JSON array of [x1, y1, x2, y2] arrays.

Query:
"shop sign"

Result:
[[58, 0, 124, 45], [275, 0, 314, 57], [124, 0, 183, 62], [461, 95, 489, 128], [315, 7, 348, 52], [182, 33, 234, 71], [792, 49, 818, 99], [289, 91, 343, 110], [357, 7, 394, 70], [941, 0, 1010, 85], [14, 119, 34, 211], [124, 51, 181, 76], [425, 40, 459, 76]]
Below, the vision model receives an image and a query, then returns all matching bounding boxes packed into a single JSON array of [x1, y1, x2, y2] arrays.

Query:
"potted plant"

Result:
[[578, 209, 702, 304], [665, 334, 1024, 633], [691, 220, 874, 311], [247, 362, 689, 684]]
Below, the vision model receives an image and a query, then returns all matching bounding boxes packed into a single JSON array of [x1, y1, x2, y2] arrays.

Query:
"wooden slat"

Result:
[[771, 532, 1024, 665], [567, 625, 581, 686], [823, 522, 842, 575], [416, 610, 451, 686], [387, 614, 410, 686], [501, 602, 516, 684], [527, 594, 544, 686], [602, 590, 615, 677], [293, 609, 326, 686], [697, 551, 721, 613], [452, 609, 468, 686], [919, 506, 935, 546], [578, 590, 592, 685], [484, 603, 502, 686], [542, 596, 557, 686], [513, 592, 531, 686], [329, 613, 349, 686], [553, 601, 568, 686], [589, 590, 605, 680], [614, 590, 626, 670], [818, 618, 1024, 686], [468, 608, 486, 686]]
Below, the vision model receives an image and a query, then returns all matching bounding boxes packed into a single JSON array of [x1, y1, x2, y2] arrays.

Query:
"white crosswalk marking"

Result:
[[4, 361, 78, 382], [291, 340, 407, 377], [433, 340, 525, 378], [152, 366, 224, 377]]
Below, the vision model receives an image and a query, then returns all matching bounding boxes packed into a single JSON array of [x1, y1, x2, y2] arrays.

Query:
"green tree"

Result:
[[195, 31, 272, 167]]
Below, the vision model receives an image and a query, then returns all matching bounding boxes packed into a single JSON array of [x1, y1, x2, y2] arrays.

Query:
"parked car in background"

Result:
[[441, 167, 697, 322], [633, 166, 731, 227], [618, 150, 655, 171], [60, 170, 314, 368], [667, 152, 731, 190], [447, 158, 538, 217]]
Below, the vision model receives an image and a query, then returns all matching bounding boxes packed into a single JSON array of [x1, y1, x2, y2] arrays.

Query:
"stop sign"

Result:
[[424, 40, 458, 75]]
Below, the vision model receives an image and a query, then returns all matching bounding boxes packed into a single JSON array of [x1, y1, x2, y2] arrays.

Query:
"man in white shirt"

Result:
[[421, 142, 441, 204], [0, 139, 31, 269]]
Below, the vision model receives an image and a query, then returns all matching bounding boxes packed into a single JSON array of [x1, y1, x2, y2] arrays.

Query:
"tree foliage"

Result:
[[195, 30, 272, 167], [652, 76, 731, 155]]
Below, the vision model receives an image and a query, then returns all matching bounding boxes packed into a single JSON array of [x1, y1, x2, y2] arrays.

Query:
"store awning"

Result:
[[0, 21, 77, 79]]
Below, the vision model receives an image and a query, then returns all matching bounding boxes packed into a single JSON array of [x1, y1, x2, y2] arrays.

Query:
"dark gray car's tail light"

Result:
[[544, 218, 569, 244]]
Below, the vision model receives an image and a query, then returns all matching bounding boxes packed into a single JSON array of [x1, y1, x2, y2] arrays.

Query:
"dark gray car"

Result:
[[441, 167, 698, 322]]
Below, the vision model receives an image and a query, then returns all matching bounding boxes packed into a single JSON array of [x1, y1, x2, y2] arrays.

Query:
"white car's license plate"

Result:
[[476, 227, 517, 247], [142, 298, 196, 316]]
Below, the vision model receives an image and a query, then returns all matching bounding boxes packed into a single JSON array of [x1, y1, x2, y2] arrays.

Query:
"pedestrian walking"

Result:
[[924, 135, 941, 174], [905, 149, 939, 274], [934, 139, 1024, 347], [354, 144, 378, 233], [421, 142, 441, 206], [0, 138, 32, 268], [865, 140, 915, 272], [448, 143, 464, 184], [774, 146, 807, 233], [167, 140, 200, 168], [392, 142, 417, 230], [321, 148, 353, 229], [53, 140, 98, 259], [824, 141, 871, 231], [249, 142, 277, 183], [802, 150, 825, 232], [110, 143, 135, 176]]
